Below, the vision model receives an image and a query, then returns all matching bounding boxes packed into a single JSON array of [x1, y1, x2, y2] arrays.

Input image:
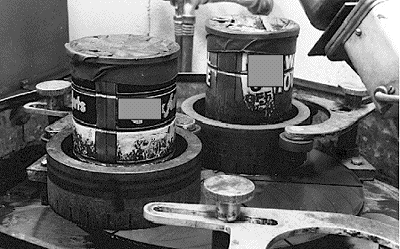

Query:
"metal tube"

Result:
[[181, 15, 195, 72], [173, 15, 183, 70], [375, 91, 400, 103]]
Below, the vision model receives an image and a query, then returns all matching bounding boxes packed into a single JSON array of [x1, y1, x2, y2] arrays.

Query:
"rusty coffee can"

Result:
[[205, 15, 300, 124], [65, 34, 180, 164]]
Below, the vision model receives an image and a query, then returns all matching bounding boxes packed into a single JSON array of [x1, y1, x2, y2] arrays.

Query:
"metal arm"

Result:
[[145, 202, 399, 249]]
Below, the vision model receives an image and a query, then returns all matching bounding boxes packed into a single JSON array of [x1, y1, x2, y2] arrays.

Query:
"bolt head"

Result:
[[176, 113, 196, 131], [351, 157, 364, 166], [41, 158, 48, 167], [203, 175, 255, 204]]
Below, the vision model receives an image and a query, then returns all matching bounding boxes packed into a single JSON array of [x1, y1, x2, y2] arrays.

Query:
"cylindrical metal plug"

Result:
[[36, 80, 71, 110], [203, 175, 255, 222]]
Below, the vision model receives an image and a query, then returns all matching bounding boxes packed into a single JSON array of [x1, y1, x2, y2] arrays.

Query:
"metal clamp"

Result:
[[282, 93, 375, 143], [23, 80, 71, 117], [144, 175, 398, 248], [23, 101, 70, 117], [144, 202, 398, 249]]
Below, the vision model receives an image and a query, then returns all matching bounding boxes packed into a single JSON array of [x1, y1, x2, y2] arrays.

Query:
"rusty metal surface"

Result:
[[144, 202, 399, 249]]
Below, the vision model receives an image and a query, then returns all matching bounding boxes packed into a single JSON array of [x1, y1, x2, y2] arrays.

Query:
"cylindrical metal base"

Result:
[[182, 94, 311, 175], [47, 127, 202, 230]]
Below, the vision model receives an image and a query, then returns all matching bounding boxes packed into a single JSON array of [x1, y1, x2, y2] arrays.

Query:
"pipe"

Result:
[[172, 0, 184, 70], [375, 92, 400, 104], [181, 15, 195, 72], [174, 15, 183, 70]]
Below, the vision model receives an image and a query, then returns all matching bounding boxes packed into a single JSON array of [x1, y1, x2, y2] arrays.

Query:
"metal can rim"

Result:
[[65, 34, 180, 65], [205, 15, 300, 40]]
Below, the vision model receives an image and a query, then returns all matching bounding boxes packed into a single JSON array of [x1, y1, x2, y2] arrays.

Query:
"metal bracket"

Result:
[[284, 93, 375, 141], [144, 202, 399, 249], [342, 156, 376, 181], [23, 101, 70, 117]]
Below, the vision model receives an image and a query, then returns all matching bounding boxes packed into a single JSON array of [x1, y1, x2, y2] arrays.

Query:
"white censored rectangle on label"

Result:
[[248, 54, 283, 87], [118, 98, 161, 120]]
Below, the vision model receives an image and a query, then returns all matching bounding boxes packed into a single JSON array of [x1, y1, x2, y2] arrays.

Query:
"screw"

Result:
[[387, 86, 396, 94], [351, 157, 364, 166], [41, 158, 47, 167], [203, 175, 255, 222], [355, 28, 362, 36]]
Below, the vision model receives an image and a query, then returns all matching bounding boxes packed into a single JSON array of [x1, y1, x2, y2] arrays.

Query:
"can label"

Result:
[[73, 119, 96, 160], [73, 118, 176, 164], [72, 83, 176, 131], [207, 52, 294, 118], [117, 119, 175, 163], [241, 69, 293, 114], [72, 88, 97, 124]]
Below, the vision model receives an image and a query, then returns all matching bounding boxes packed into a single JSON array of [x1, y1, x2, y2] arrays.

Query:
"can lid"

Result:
[[206, 15, 300, 40], [65, 34, 180, 65]]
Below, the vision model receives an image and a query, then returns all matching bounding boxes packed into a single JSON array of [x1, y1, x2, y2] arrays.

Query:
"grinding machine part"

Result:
[[203, 175, 255, 204], [205, 15, 300, 124], [204, 175, 255, 222], [299, 0, 359, 30], [279, 132, 314, 153], [47, 127, 202, 230], [182, 94, 311, 175]]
